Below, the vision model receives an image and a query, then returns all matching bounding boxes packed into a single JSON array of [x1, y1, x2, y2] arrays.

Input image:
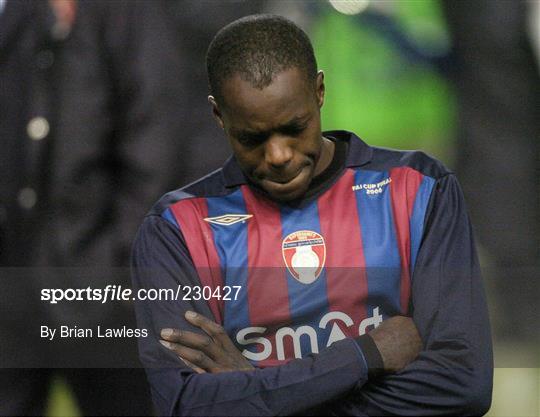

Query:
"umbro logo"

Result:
[[204, 214, 253, 226]]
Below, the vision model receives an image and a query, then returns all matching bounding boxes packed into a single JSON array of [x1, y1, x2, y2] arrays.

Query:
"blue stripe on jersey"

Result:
[[410, 175, 436, 274], [205, 190, 252, 351], [161, 207, 180, 228], [280, 201, 331, 357], [353, 169, 401, 319]]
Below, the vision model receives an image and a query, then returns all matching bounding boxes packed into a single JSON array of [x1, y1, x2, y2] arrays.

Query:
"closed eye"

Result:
[[278, 123, 307, 137], [236, 132, 269, 147], [233, 117, 309, 146]]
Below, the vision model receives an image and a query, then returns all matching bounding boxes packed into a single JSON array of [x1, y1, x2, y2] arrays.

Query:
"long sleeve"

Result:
[[313, 174, 493, 416], [132, 214, 370, 416]]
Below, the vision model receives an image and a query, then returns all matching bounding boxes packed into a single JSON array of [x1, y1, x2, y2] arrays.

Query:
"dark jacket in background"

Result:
[[443, 0, 539, 344], [0, 1, 268, 415]]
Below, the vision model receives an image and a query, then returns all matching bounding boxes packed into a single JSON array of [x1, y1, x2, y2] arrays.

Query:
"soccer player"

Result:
[[131, 15, 493, 416]]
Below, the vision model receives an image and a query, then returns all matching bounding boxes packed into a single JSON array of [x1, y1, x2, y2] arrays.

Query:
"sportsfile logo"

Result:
[[236, 307, 383, 361], [204, 214, 253, 226], [352, 177, 391, 195]]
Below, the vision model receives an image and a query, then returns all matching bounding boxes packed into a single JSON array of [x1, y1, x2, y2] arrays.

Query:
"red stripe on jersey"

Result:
[[241, 185, 292, 367], [170, 198, 224, 324], [389, 167, 423, 314], [318, 169, 368, 337]]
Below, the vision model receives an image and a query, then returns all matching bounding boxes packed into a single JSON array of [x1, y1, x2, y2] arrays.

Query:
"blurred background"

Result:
[[0, 0, 538, 416]]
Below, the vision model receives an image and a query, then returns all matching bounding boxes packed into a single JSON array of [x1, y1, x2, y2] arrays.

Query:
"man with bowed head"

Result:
[[132, 14, 492, 416]]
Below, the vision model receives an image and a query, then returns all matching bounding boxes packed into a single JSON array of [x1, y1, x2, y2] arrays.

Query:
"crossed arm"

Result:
[[159, 310, 421, 375], [131, 174, 493, 416]]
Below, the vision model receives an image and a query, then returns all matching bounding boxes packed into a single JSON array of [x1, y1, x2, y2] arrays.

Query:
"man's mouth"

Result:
[[259, 165, 310, 192], [268, 173, 301, 184]]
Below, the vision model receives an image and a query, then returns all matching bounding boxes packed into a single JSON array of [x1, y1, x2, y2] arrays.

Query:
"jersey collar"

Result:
[[222, 130, 373, 188]]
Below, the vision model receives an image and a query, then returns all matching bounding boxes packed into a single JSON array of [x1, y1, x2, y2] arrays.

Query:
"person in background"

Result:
[[442, 0, 539, 345], [0, 0, 265, 415]]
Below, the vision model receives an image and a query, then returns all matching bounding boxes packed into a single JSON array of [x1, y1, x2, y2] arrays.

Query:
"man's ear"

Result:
[[208, 95, 225, 130], [315, 70, 325, 108]]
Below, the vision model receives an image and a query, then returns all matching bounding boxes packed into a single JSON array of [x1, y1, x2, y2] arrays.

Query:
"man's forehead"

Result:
[[221, 68, 312, 106], [229, 113, 312, 136], [220, 68, 315, 128]]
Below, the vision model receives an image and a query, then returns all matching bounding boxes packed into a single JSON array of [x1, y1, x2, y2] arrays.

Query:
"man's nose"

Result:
[[264, 135, 293, 168]]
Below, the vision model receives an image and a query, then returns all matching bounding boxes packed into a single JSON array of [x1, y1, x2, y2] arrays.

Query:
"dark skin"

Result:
[[160, 311, 254, 374], [160, 67, 422, 374], [210, 67, 334, 203]]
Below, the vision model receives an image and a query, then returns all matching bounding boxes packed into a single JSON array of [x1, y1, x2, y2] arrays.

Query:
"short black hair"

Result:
[[206, 14, 318, 105]]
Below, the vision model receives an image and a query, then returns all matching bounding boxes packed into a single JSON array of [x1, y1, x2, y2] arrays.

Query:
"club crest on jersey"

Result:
[[204, 214, 253, 226], [282, 230, 326, 284]]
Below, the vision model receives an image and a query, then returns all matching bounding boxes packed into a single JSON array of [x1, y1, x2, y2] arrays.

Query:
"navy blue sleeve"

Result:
[[312, 174, 494, 416], [131, 214, 370, 416]]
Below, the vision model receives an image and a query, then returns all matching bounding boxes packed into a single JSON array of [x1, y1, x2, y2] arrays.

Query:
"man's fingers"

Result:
[[161, 327, 221, 359], [183, 311, 238, 351], [160, 327, 184, 342], [179, 357, 206, 374], [159, 339, 217, 372], [160, 322, 255, 373], [184, 311, 224, 335]]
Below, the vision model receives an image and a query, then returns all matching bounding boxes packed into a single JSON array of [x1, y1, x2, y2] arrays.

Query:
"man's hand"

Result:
[[368, 316, 422, 372], [159, 311, 255, 374]]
